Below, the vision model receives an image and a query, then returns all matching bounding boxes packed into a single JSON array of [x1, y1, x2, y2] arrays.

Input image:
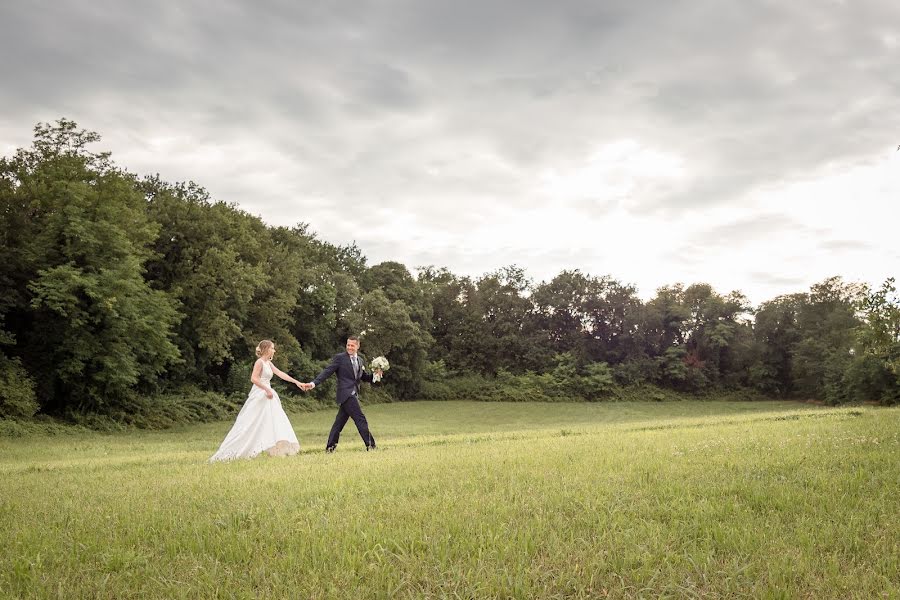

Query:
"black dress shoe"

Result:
[[366, 445, 376, 451], [325, 446, 336, 453]]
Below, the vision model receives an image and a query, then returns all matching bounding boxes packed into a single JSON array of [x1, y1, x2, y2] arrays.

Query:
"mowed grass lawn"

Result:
[[1, 401, 898, 599]]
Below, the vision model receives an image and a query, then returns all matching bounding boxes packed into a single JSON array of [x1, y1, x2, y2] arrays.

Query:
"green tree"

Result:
[[680, 284, 752, 387], [859, 278, 900, 375], [583, 276, 644, 365], [791, 278, 864, 403], [418, 267, 488, 373], [365, 261, 432, 328], [642, 285, 691, 356], [346, 289, 431, 398], [474, 266, 537, 374], [852, 277, 900, 404], [531, 270, 593, 361], [142, 178, 288, 390], [531, 271, 644, 369], [0, 322, 39, 418], [750, 294, 805, 395], [1, 120, 180, 412]]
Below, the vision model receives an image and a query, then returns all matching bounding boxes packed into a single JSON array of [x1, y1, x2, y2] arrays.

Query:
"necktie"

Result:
[[351, 355, 358, 375]]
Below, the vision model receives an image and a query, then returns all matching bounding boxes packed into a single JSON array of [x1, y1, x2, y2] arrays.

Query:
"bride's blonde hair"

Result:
[[255, 340, 275, 358]]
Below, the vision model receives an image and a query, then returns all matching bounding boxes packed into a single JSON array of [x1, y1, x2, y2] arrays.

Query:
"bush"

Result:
[[656, 348, 712, 393], [443, 374, 499, 401], [880, 384, 900, 406], [540, 355, 619, 401], [224, 362, 253, 396], [842, 353, 900, 405], [613, 358, 658, 386], [0, 356, 39, 419], [747, 361, 781, 396], [419, 379, 455, 400], [418, 360, 456, 400], [713, 387, 772, 402], [612, 384, 687, 403], [360, 385, 395, 406], [578, 362, 617, 399], [62, 388, 243, 430], [486, 370, 555, 402], [0, 414, 92, 437], [413, 362, 781, 404]]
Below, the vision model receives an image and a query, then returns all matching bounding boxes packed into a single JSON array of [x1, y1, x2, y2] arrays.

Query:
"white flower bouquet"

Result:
[[370, 356, 390, 382]]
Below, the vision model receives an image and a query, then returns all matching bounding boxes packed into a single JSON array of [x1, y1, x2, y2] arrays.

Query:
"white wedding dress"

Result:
[[209, 360, 300, 462]]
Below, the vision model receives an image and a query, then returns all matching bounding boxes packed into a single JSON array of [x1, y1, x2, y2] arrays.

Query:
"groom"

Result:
[[303, 335, 382, 452]]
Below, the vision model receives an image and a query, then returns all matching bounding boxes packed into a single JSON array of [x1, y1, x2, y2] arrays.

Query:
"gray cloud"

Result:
[[749, 272, 809, 288], [819, 239, 874, 252], [689, 214, 807, 247], [1, 0, 897, 301]]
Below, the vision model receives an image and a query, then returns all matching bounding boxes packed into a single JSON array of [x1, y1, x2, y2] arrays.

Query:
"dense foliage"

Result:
[[2, 121, 897, 422]]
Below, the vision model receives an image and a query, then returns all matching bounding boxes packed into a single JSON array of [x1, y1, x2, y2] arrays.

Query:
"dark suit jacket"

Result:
[[312, 352, 374, 405]]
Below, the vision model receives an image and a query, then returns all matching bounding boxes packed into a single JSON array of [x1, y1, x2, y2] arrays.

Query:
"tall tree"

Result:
[[474, 266, 537, 374], [680, 284, 752, 387], [0, 120, 180, 412], [142, 178, 267, 390], [847, 277, 900, 404], [346, 289, 431, 398], [418, 267, 487, 373], [365, 261, 433, 330], [583, 276, 644, 365], [792, 277, 864, 402], [751, 294, 805, 395], [531, 270, 593, 360], [858, 278, 900, 376]]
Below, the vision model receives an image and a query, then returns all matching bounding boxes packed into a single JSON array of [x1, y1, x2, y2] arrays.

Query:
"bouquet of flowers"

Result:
[[370, 356, 390, 382]]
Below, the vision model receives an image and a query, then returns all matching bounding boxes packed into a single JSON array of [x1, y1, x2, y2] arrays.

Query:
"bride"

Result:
[[209, 340, 303, 462]]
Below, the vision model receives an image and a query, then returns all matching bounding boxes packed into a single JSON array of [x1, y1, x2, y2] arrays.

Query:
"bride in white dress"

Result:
[[209, 340, 303, 462]]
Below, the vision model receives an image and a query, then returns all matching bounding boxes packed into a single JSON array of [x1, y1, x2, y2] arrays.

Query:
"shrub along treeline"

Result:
[[1, 120, 898, 427]]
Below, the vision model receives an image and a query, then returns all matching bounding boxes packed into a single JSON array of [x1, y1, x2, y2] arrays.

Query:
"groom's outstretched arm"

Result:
[[311, 354, 341, 388]]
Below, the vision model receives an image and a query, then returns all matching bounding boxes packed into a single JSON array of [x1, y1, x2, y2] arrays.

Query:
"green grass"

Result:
[[1, 400, 898, 599]]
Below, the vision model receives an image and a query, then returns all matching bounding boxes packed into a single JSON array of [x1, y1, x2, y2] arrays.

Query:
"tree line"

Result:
[[1, 120, 897, 423]]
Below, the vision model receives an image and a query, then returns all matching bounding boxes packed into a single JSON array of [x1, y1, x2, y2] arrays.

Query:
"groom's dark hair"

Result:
[[347, 335, 360, 343]]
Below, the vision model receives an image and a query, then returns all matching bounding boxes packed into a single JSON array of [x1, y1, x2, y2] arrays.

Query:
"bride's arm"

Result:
[[271, 364, 301, 386], [250, 359, 274, 397]]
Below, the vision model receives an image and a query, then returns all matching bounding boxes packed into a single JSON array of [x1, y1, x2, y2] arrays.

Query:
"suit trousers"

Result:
[[327, 395, 375, 449]]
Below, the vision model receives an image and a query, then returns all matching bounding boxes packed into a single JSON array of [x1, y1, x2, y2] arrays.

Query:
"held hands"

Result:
[[296, 382, 314, 392]]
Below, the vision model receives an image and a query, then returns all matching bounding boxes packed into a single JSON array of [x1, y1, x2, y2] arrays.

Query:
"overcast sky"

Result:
[[2, 0, 898, 304]]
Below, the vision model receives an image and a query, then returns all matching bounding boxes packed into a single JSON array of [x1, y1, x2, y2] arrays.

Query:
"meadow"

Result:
[[1, 400, 898, 599]]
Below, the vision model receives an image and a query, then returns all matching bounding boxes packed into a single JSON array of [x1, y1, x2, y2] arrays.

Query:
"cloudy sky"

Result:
[[2, 0, 898, 304]]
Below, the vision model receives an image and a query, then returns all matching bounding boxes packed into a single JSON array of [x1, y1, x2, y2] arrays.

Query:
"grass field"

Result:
[[1, 400, 898, 599]]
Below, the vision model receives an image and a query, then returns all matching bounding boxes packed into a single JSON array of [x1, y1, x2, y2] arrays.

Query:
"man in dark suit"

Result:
[[304, 335, 383, 452]]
